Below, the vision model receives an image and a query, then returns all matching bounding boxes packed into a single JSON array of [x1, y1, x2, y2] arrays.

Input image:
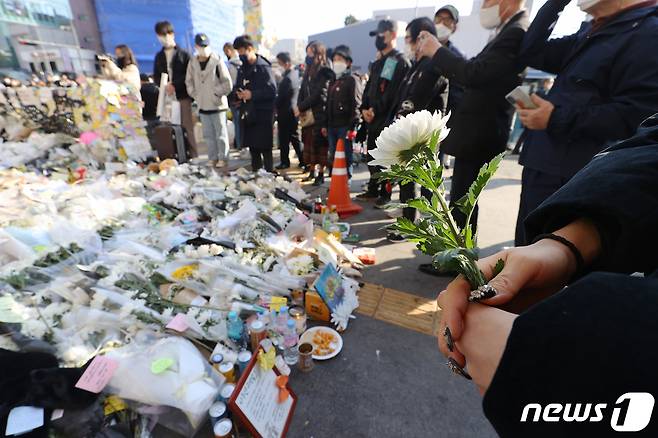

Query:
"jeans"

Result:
[[200, 111, 229, 161], [230, 106, 242, 149], [328, 126, 353, 177]]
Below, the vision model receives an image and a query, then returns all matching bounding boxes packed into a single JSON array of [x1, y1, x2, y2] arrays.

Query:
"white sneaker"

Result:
[[239, 149, 250, 159]]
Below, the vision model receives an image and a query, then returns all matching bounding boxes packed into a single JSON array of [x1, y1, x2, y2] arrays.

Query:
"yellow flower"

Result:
[[171, 264, 198, 280]]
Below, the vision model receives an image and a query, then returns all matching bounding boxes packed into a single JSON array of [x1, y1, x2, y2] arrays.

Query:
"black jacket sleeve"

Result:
[[371, 57, 409, 120], [297, 68, 333, 115], [431, 26, 525, 88], [517, 0, 579, 74], [275, 76, 290, 110], [351, 75, 364, 128], [172, 49, 190, 98], [525, 115, 658, 275], [153, 51, 164, 87]]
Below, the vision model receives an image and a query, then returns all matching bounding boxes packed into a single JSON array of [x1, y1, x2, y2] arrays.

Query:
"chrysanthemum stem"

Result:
[[434, 187, 465, 248]]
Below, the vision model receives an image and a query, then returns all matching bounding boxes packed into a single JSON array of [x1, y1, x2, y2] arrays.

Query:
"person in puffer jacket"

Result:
[[186, 33, 233, 167]]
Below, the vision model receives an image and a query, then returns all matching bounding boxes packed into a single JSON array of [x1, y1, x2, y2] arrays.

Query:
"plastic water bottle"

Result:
[[276, 306, 289, 334], [227, 311, 243, 343], [283, 319, 299, 365]]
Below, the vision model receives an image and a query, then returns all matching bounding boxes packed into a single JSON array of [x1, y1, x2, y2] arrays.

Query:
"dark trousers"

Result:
[[400, 183, 431, 221], [251, 148, 273, 172], [366, 135, 391, 199], [515, 167, 568, 246], [278, 116, 303, 166], [450, 157, 486, 232]]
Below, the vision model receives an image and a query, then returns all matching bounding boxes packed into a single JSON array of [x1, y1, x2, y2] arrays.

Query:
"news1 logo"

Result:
[[520, 393, 655, 432]]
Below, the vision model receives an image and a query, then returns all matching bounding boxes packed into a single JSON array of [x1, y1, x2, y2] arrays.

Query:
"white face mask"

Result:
[[333, 61, 347, 76], [480, 3, 501, 30], [577, 0, 602, 12], [158, 34, 176, 48], [435, 23, 453, 41], [196, 46, 211, 57], [404, 43, 415, 60]]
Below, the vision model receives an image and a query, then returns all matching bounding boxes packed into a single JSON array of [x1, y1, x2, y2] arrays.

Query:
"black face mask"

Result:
[[305, 55, 314, 66], [375, 35, 387, 51], [239, 54, 249, 65], [116, 56, 126, 69]]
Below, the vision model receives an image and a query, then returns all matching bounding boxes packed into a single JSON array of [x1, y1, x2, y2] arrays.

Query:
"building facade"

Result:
[[0, 0, 96, 76], [69, 0, 103, 53]]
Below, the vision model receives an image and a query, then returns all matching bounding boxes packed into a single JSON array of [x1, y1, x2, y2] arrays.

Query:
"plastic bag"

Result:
[[106, 336, 223, 431]]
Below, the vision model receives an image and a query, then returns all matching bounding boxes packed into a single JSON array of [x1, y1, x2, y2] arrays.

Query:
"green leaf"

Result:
[[456, 153, 504, 232], [492, 258, 505, 277]]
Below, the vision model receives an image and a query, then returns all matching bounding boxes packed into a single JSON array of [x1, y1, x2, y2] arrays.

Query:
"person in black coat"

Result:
[[229, 35, 276, 172], [326, 44, 364, 179], [359, 20, 410, 206], [295, 42, 335, 186], [416, 0, 528, 274], [153, 21, 197, 157], [387, 17, 449, 242], [513, 0, 658, 246], [436, 113, 658, 437], [274, 52, 304, 170]]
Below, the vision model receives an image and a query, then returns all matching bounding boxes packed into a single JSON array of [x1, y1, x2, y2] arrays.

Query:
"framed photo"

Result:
[[228, 350, 297, 438]]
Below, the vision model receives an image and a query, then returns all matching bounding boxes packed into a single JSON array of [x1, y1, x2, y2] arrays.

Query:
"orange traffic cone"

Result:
[[327, 139, 362, 218]]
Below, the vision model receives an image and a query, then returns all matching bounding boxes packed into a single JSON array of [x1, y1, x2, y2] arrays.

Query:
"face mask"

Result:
[[404, 44, 415, 60], [196, 46, 211, 58], [480, 4, 501, 30], [332, 61, 347, 76], [435, 23, 453, 41], [116, 56, 126, 69], [577, 0, 602, 11], [375, 35, 387, 51], [158, 34, 175, 48], [239, 54, 249, 65], [305, 55, 314, 66]]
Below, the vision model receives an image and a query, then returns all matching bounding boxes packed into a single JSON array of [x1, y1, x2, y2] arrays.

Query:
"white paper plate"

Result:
[[299, 326, 343, 360]]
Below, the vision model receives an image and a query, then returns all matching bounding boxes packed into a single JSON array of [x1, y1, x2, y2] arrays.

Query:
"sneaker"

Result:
[[387, 233, 407, 243], [356, 191, 379, 200], [276, 163, 290, 170], [215, 160, 226, 168], [239, 149, 250, 159], [418, 263, 457, 277], [312, 173, 325, 186], [302, 172, 316, 182], [374, 197, 392, 209]]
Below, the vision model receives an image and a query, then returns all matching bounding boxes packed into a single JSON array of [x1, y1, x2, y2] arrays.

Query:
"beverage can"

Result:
[[209, 401, 227, 424], [237, 350, 252, 373], [213, 418, 233, 437], [220, 383, 236, 402], [219, 362, 236, 383]]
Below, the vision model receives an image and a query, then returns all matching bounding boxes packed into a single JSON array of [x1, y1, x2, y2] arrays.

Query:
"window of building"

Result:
[[29, 62, 36, 73], [40, 61, 46, 72], [49, 61, 58, 72]]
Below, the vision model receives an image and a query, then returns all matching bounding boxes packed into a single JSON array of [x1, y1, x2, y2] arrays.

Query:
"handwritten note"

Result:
[[75, 356, 118, 393], [235, 366, 294, 438], [5, 406, 44, 436], [166, 314, 189, 332]]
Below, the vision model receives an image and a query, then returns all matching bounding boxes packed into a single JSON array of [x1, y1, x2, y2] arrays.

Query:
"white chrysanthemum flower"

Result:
[[370, 110, 451, 168]]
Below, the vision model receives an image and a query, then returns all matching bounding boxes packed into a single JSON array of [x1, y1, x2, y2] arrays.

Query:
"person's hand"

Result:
[[165, 83, 175, 96], [321, 127, 328, 137], [293, 107, 300, 118], [517, 94, 555, 130], [416, 30, 442, 59], [455, 303, 516, 394], [437, 238, 579, 367], [237, 89, 252, 101]]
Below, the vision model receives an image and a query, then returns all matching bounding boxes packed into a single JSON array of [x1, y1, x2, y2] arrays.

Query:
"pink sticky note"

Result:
[[75, 356, 118, 393], [166, 314, 189, 332], [79, 131, 99, 145]]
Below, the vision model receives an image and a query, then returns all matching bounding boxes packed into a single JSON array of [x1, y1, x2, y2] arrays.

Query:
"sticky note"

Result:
[[270, 296, 287, 312], [166, 314, 189, 332], [258, 348, 276, 371], [104, 395, 127, 416], [151, 358, 174, 374], [75, 356, 118, 393], [5, 406, 44, 436]]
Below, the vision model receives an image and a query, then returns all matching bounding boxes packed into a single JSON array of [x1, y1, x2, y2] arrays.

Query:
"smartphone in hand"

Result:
[[506, 86, 538, 109]]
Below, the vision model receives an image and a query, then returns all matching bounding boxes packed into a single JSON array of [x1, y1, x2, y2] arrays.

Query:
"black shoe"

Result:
[[418, 263, 457, 277], [374, 197, 392, 209], [298, 162, 306, 169], [303, 172, 316, 182], [387, 233, 407, 243], [312, 173, 325, 186], [356, 191, 379, 200], [276, 163, 290, 170]]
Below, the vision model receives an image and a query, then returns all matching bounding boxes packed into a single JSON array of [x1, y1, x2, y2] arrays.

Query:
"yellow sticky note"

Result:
[[270, 296, 287, 312], [258, 348, 275, 371], [104, 395, 127, 416], [150, 358, 174, 374]]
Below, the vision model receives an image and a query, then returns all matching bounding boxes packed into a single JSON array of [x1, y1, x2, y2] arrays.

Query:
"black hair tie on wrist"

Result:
[[531, 233, 585, 275]]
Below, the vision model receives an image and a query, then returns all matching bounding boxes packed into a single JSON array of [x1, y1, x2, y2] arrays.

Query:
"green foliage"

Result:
[[455, 153, 504, 232], [492, 258, 505, 277]]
